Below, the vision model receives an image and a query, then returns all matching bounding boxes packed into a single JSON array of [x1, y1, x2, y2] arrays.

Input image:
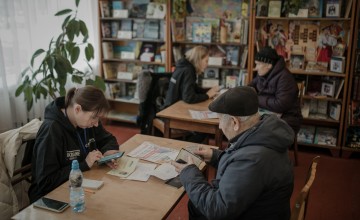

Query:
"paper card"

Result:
[[124, 162, 157, 182], [149, 163, 178, 180], [107, 156, 139, 178], [82, 179, 104, 190]]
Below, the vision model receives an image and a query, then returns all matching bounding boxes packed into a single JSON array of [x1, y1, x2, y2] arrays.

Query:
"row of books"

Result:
[[345, 126, 360, 149], [103, 62, 165, 81], [173, 45, 248, 68], [301, 99, 341, 121], [200, 69, 248, 89], [105, 82, 139, 103], [348, 101, 360, 126], [297, 125, 337, 146], [257, 0, 352, 18], [102, 41, 165, 63], [299, 77, 344, 99], [171, 17, 249, 44], [100, 1, 166, 19], [101, 19, 165, 40]]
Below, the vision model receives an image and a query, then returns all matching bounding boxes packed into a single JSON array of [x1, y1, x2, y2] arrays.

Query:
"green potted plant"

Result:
[[15, 0, 105, 111]]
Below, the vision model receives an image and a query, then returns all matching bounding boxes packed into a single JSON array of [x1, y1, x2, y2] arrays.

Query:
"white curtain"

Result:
[[0, 0, 99, 132]]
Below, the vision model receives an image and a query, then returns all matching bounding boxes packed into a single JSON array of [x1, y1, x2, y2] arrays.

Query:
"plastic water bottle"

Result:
[[69, 160, 85, 212]]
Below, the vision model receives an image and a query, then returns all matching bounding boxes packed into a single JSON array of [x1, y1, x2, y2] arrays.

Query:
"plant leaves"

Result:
[[75, 0, 80, 7], [31, 49, 45, 67], [66, 20, 76, 41], [93, 76, 106, 91], [46, 56, 55, 70], [85, 44, 94, 61], [62, 15, 72, 30], [54, 55, 72, 76], [21, 67, 30, 77], [72, 75, 83, 84], [59, 85, 66, 96], [15, 84, 25, 97], [79, 20, 88, 37], [55, 9, 72, 16], [71, 46, 80, 64]]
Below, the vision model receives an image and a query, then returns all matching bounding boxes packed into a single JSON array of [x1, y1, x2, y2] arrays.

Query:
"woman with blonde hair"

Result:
[[164, 45, 220, 107]]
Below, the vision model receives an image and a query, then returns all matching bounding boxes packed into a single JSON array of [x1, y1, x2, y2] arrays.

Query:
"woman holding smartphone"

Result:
[[29, 86, 120, 203]]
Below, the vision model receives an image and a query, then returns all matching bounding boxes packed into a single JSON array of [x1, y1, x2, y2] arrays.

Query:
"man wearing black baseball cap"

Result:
[[172, 86, 294, 220], [249, 46, 302, 134]]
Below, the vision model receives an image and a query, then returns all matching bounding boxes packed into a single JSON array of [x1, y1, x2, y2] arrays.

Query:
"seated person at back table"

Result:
[[171, 86, 294, 220], [248, 46, 302, 134], [164, 45, 219, 107], [29, 86, 120, 203], [163, 45, 220, 143]]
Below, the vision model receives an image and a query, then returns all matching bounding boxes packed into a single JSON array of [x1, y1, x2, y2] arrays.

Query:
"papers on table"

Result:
[[107, 156, 139, 178], [108, 141, 182, 182], [127, 141, 179, 164], [148, 163, 178, 181], [189, 110, 218, 120]]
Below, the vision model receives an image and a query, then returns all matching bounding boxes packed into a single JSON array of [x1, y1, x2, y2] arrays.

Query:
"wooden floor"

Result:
[[104, 122, 360, 220]]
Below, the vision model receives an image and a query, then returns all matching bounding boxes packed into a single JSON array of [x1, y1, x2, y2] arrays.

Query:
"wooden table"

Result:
[[157, 100, 223, 149], [12, 134, 212, 220]]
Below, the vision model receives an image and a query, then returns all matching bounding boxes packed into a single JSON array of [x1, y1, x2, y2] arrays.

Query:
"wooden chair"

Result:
[[293, 81, 305, 166], [290, 156, 320, 220], [137, 70, 187, 139]]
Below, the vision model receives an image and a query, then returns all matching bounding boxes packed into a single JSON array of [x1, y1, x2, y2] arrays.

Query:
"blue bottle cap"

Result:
[[71, 160, 79, 169]]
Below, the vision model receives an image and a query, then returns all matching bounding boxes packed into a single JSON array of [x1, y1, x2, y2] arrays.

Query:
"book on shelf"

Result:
[[288, 9, 309, 18], [99, 1, 110, 18], [204, 68, 219, 79], [133, 20, 145, 38], [139, 43, 155, 61], [103, 63, 117, 79], [329, 56, 345, 73], [334, 79, 344, 99], [223, 19, 241, 43], [129, 1, 149, 18], [202, 79, 219, 88], [297, 125, 316, 144], [268, 1, 281, 17], [171, 18, 185, 42], [321, 80, 335, 97], [146, 2, 166, 19], [144, 20, 159, 39], [112, 1, 127, 18], [325, 0, 341, 17], [225, 75, 238, 89], [344, 0, 353, 18], [185, 17, 219, 42], [256, 0, 268, 16], [111, 21, 120, 38], [238, 69, 248, 86], [329, 103, 341, 121], [305, 61, 328, 72], [317, 99, 328, 115], [307, 0, 323, 18], [102, 42, 114, 59], [192, 22, 212, 43], [225, 46, 239, 66], [314, 127, 337, 146], [290, 54, 305, 70], [240, 47, 248, 69], [101, 22, 111, 38]]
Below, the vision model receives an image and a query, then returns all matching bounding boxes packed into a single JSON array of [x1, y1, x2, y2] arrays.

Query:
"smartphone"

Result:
[[33, 197, 69, 213], [97, 151, 124, 165]]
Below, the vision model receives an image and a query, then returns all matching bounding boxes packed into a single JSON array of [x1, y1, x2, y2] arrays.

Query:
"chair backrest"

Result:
[[11, 139, 35, 186], [290, 156, 320, 220], [137, 70, 172, 134]]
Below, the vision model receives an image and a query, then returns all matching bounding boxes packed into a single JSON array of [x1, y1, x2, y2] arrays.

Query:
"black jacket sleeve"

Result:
[[181, 70, 209, 104], [92, 121, 119, 153]]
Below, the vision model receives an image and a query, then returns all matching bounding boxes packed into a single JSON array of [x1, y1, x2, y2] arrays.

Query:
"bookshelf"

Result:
[[342, 0, 360, 158], [98, 0, 170, 124], [248, 0, 358, 156], [169, 0, 251, 89]]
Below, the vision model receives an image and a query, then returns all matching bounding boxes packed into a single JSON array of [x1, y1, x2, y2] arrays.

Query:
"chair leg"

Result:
[[293, 138, 299, 166]]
